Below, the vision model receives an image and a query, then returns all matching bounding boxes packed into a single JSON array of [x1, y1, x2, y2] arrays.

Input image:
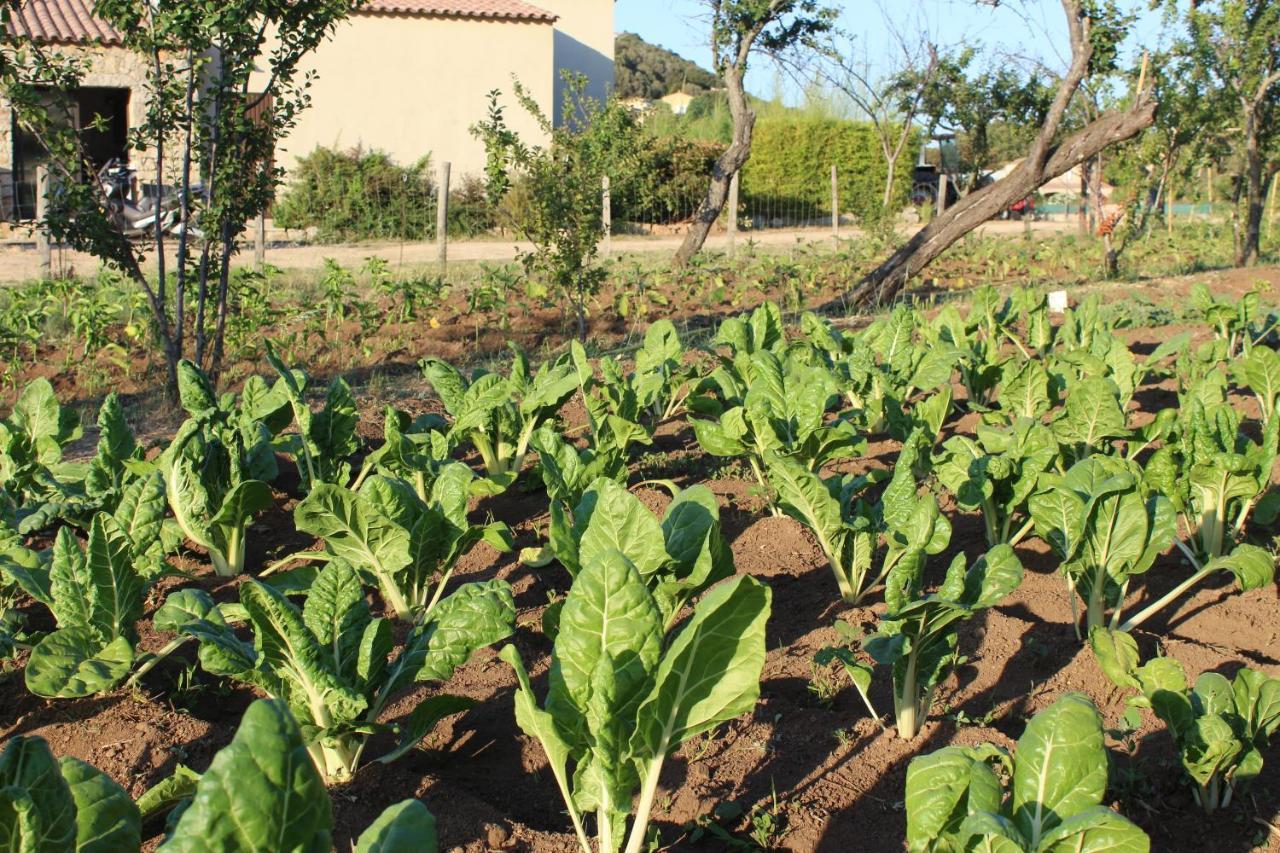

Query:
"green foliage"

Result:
[[766, 436, 932, 605], [1091, 628, 1280, 814], [0, 378, 83, 514], [273, 146, 496, 242], [472, 73, 641, 339], [935, 418, 1058, 548], [292, 468, 512, 622], [0, 698, 440, 852], [542, 478, 735, 630], [264, 343, 360, 493], [0, 733, 139, 852], [502, 566, 770, 853], [420, 346, 578, 485], [19, 506, 166, 698], [162, 419, 274, 578], [905, 693, 1149, 851], [1029, 456, 1175, 634], [274, 146, 436, 241], [156, 562, 514, 783], [863, 536, 1022, 739], [742, 116, 918, 223]]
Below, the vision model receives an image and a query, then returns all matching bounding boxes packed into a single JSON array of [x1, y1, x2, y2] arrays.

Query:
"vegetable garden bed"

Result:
[[1, 273, 1278, 852]]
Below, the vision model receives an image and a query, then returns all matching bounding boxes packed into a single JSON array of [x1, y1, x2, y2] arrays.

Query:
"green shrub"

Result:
[[612, 135, 723, 225], [741, 116, 918, 224], [273, 146, 495, 241]]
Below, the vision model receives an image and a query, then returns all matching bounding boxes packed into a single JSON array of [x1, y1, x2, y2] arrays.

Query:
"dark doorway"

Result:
[[76, 87, 130, 171], [10, 86, 129, 220]]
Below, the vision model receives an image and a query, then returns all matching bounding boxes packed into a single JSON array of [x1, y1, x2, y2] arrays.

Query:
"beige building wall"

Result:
[[263, 13, 556, 181], [538, 0, 616, 120]]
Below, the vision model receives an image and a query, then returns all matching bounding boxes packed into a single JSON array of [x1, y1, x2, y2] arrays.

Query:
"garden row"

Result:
[[1, 282, 1278, 850]]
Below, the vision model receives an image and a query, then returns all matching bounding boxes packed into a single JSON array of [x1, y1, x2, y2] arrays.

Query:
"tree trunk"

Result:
[[1087, 154, 1117, 277], [1238, 107, 1264, 267], [883, 153, 897, 209], [674, 62, 753, 266], [837, 101, 1156, 308], [1078, 166, 1089, 235]]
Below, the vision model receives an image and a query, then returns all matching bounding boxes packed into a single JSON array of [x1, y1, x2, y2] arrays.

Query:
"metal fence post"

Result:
[[436, 161, 450, 271], [35, 165, 51, 279], [727, 170, 739, 259], [602, 174, 611, 257]]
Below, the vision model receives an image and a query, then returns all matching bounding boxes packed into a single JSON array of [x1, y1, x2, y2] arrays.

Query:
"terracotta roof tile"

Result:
[[6, 0, 124, 45], [4, 0, 556, 46], [360, 1, 557, 22]]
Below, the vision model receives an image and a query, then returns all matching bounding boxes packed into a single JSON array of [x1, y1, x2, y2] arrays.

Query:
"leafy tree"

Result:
[[673, 0, 838, 265], [916, 54, 1055, 193], [473, 74, 642, 340], [841, 0, 1157, 306], [0, 0, 358, 397], [822, 24, 940, 215], [1161, 0, 1280, 266]]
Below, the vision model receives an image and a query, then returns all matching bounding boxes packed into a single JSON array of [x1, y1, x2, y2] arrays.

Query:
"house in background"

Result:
[[0, 0, 616, 219], [266, 0, 617, 180], [659, 91, 695, 116], [0, 0, 148, 220]]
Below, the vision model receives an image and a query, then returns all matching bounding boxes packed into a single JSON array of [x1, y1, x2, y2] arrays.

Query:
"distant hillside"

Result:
[[614, 33, 718, 100]]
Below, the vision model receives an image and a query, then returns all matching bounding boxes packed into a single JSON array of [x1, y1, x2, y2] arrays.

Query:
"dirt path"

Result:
[[0, 218, 1076, 282]]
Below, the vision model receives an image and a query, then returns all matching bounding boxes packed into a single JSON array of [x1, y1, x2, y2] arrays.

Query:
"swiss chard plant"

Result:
[[352, 405, 454, 501], [162, 418, 274, 578], [0, 378, 83, 520], [0, 727, 143, 851], [177, 358, 294, 484], [629, 318, 699, 426], [530, 421, 649, 523], [11, 495, 167, 699], [802, 306, 955, 440], [15, 391, 153, 534], [691, 349, 862, 509], [1143, 393, 1278, 564], [158, 561, 515, 783], [542, 477, 734, 629], [1189, 282, 1274, 358], [292, 467, 512, 622], [1234, 344, 1280, 430], [569, 324, 696, 434], [1090, 627, 1280, 814], [904, 692, 1149, 851], [502, 560, 770, 853], [0, 698, 442, 852], [765, 432, 941, 605], [420, 345, 578, 486], [265, 342, 360, 493], [1028, 456, 1176, 635], [863, 542, 1023, 740], [934, 418, 1058, 548]]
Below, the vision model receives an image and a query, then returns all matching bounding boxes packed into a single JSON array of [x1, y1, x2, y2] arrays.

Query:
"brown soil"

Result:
[[2, 277, 1280, 852]]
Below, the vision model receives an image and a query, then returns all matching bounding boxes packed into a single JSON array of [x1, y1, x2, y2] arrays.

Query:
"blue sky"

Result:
[[615, 1, 1169, 103]]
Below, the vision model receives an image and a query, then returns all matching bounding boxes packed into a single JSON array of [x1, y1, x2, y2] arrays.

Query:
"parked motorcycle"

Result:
[[99, 159, 202, 238]]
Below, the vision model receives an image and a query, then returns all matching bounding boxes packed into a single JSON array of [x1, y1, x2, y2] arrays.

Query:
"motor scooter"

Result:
[[98, 159, 201, 238]]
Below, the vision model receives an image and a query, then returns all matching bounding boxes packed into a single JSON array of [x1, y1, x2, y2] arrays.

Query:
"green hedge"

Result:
[[612, 136, 723, 225], [741, 117, 918, 224]]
